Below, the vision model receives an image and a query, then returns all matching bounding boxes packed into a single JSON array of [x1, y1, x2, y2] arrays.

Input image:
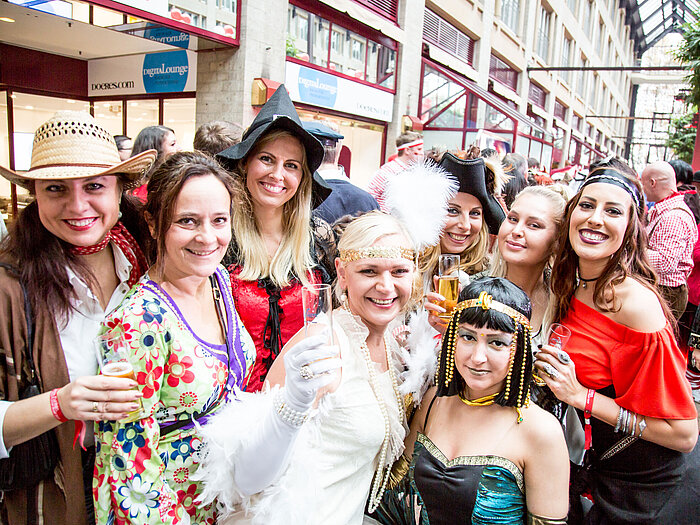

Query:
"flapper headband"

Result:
[[397, 139, 424, 151], [339, 246, 415, 262], [580, 168, 644, 212], [452, 291, 531, 329]]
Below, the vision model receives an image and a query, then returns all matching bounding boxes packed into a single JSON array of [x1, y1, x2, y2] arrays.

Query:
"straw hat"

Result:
[[0, 111, 157, 190]]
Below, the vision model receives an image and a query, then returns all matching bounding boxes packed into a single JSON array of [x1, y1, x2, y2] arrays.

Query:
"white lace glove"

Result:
[[233, 333, 341, 496]]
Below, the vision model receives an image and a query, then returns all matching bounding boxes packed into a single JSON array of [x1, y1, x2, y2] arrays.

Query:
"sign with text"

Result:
[[88, 50, 196, 96], [285, 62, 393, 122]]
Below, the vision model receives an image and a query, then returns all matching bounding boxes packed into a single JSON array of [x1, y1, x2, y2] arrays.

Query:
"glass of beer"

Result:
[[437, 254, 460, 320], [95, 333, 144, 422]]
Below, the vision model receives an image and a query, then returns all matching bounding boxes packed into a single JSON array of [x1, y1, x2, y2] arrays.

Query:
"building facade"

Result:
[[1, 0, 641, 214]]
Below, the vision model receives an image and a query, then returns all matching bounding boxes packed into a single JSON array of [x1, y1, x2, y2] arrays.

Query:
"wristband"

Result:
[[583, 388, 595, 450], [49, 388, 68, 423]]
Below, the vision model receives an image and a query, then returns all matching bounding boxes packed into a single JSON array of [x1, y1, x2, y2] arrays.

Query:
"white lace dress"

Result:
[[196, 308, 406, 525]]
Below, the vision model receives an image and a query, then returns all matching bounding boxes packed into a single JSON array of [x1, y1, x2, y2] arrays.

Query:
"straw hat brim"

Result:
[[0, 149, 158, 190]]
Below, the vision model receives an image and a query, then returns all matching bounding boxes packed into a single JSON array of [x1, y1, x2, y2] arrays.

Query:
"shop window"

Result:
[[126, 99, 159, 139], [351, 0, 399, 23], [528, 82, 547, 109], [423, 9, 475, 66], [489, 54, 518, 92], [287, 4, 396, 90], [421, 64, 467, 128], [94, 100, 124, 137], [500, 0, 520, 34], [163, 98, 196, 150]]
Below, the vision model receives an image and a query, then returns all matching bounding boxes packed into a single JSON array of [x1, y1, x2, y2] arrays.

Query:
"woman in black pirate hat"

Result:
[[216, 86, 333, 391]]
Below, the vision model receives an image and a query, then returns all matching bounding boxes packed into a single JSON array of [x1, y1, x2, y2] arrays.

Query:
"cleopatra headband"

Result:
[[441, 291, 532, 420], [339, 247, 415, 262], [580, 168, 644, 211], [397, 139, 424, 151]]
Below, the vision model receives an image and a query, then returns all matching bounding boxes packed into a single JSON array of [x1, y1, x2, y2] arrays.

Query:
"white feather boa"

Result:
[[397, 309, 441, 407], [384, 161, 457, 252], [194, 387, 322, 525]]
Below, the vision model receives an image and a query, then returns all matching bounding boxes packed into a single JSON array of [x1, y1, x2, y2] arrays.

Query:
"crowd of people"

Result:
[[0, 84, 698, 525]]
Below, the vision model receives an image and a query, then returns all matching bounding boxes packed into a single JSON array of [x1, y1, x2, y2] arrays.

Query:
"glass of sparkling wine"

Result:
[[95, 333, 144, 422], [533, 324, 572, 386], [438, 254, 460, 320], [302, 283, 335, 345]]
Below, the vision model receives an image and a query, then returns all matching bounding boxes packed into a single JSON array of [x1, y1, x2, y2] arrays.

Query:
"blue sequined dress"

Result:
[[373, 433, 525, 525]]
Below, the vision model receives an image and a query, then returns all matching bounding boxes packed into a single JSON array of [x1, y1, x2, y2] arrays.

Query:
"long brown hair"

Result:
[[550, 171, 672, 324], [145, 151, 238, 276], [0, 182, 148, 325]]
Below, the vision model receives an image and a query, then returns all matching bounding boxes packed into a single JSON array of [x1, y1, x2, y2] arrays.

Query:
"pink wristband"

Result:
[[49, 388, 68, 423]]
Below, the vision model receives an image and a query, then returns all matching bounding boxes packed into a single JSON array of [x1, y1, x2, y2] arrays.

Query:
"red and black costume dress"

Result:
[[563, 297, 700, 525]]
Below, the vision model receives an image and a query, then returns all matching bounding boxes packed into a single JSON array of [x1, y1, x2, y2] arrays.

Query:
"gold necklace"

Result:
[[458, 392, 498, 406]]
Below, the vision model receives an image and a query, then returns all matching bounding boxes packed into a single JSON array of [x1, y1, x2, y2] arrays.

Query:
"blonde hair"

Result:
[[335, 211, 418, 301], [232, 129, 314, 287], [490, 185, 568, 278], [419, 219, 490, 281]]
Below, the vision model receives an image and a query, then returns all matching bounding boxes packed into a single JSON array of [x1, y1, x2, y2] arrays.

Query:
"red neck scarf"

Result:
[[70, 221, 147, 287]]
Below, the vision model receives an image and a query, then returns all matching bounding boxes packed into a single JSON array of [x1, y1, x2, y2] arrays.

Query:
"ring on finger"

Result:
[[92, 401, 99, 413], [556, 350, 571, 365], [299, 364, 314, 380], [542, 363, 559, 379]]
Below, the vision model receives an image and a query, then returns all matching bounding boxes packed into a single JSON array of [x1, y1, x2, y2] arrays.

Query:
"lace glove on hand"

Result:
[[233, 334, 341, 496]]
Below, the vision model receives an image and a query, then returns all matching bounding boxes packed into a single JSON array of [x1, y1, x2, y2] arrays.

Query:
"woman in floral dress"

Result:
[[94, 152, 255, 524]]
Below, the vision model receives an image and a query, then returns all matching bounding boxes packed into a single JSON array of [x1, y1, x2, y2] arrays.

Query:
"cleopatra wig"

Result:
[[436, 277, 533, 410]]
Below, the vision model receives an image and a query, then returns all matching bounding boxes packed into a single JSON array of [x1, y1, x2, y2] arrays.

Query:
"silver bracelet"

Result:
[[614, 406, 624, 433], [629, 413, 637, 436], [622, 408, 630, 434], [273, 391, 309, 428], [638, 417, 647, 438]]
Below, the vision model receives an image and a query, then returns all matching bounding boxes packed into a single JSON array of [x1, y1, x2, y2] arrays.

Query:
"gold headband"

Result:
[[339, 247, 415, 262], [454, 291, 531, 329]]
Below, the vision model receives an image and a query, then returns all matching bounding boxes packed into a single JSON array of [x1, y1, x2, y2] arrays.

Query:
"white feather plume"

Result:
[[384, 161, 458, 252], [397, 309, 441, 406]]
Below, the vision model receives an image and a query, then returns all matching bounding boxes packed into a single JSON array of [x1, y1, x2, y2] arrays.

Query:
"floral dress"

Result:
[[94, 266, 255, 525]]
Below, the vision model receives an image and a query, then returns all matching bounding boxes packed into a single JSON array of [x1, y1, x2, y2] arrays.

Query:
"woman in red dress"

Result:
[[535, 160, 699, 524], [215, 86, 332, 391]]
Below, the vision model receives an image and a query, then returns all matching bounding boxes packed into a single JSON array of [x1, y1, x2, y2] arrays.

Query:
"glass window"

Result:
[[366, 41, 396, 89], [126, 99, 159, 139], [501, 0, 520, 34], [536, 7, 551, 60], [163, 98, 196, 150], [561, 38, 571, 84], [421, 65, 466, 127], [484, 103, 514, 131], [92, 5, 124, 28], [93, 100, 124, 137]]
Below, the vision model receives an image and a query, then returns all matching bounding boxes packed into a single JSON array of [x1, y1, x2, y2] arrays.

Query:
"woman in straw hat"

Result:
[[0, 111, 156, 525], [216, 85, 333, 392]]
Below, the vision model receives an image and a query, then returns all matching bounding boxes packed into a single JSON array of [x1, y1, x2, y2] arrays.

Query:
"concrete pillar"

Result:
[[384, 0, 425, 159], [195, 0, 287, 127]]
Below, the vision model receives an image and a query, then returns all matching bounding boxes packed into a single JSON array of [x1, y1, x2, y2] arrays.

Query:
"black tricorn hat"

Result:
[[438, 153, 506, 234], [216, 85, 331, 208]]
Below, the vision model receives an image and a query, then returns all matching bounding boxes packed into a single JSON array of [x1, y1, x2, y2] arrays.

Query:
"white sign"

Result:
[[88, 50, 196, 96], [285, 62, 393, 122]]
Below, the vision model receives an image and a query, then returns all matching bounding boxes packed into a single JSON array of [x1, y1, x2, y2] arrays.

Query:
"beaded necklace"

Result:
[[342, 302, 404, 512]]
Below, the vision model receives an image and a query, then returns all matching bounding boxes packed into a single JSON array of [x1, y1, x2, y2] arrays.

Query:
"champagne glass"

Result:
[[533, 323, 572, 386], [301, 284, 334, 344], [95, 333, 144, 422], [437, 254, 460, 320]]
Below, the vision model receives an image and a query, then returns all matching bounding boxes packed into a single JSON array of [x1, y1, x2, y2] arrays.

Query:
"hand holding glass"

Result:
[[437, 254, 460, 320], [95, 334, 144, 422], [533, 324, 572, 386], [301, 284, 339, 384]]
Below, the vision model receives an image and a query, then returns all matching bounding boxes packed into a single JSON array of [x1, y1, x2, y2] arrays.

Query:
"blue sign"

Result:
[[142, 51, 189, 93], [143, 25, 190, 50], [297, 67, 338, 108]]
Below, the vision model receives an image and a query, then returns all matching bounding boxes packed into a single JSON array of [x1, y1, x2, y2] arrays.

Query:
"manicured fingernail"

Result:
[[129, 381, 138, 387], [129, 404, 140, 410]]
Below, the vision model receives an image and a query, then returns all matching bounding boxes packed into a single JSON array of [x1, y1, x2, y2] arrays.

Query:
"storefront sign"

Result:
[[88, 50, 196, 96], [286, 62, 393, 122]]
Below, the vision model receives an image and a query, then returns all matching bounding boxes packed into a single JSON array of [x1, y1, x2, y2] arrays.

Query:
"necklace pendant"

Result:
[[582, 281, 587, 289]]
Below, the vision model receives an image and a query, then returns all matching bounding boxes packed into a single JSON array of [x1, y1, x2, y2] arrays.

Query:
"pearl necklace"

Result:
[[343, 303, 404, 512]]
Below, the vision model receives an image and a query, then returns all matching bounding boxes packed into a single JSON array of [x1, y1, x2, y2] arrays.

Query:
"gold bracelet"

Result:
[[528, 512, 567, 524]]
